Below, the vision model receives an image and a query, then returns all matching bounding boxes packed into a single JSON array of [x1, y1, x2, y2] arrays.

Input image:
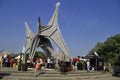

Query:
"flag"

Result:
[[94, 52, 99, 56]]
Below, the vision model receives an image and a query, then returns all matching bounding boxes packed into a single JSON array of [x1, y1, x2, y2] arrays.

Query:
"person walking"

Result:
[[34, 60, 40, 77]]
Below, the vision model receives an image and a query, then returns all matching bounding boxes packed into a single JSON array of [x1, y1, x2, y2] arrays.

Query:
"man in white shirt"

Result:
[[86, 59, 90, 71], [39, 58, 43, 69], [47, 57, 51, 68]]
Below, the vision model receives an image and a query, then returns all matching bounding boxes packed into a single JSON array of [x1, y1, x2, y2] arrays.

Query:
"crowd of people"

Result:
[[72, 57, 91, 71], [0, 55, 99, 72], [0, 55, 17, 68], [33, 56, 96, 77], [0, 55, 113, 78], [34, 57, 69, 77]]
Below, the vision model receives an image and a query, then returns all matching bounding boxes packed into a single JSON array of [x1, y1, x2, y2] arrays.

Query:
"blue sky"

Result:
[[0, 0, 120, 57]]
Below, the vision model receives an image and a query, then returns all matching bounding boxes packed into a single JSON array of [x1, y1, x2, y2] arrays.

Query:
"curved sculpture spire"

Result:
[[41, 2, 72, 59], [22, 22, 34, 63], [27, 2, 72, 61]]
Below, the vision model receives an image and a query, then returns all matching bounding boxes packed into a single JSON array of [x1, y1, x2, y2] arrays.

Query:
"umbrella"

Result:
[[73, 57, 79, 61], [36, 58, 40, 61]]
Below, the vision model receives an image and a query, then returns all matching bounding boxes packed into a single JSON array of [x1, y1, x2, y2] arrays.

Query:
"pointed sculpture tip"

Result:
[[38, 17, 40, 23], [56, 2, 60, 8], [25, 22, 27, 25]]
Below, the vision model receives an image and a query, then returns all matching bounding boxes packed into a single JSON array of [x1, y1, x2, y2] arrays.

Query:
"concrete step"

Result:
[[0, 74, 113, 80], [0, 67, 119, 80]]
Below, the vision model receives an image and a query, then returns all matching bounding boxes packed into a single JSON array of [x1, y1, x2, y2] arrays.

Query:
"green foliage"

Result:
[[114, 54, 120, 66], [33, 51, 45, 61], [89, 33, 120, 65]]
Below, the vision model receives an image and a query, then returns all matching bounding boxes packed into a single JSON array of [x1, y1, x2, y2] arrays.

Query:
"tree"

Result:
[[114, 53, 120, 66], [89, 34, 120, 65], [33, 51, 45, 61]]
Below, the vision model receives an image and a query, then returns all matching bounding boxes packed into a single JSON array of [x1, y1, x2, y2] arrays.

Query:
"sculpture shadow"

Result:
[[0, 73, 10, 79], [40, 72, 46, 74]]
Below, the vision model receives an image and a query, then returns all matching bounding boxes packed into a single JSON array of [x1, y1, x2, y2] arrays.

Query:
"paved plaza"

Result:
[[0, 67, 119, 80]]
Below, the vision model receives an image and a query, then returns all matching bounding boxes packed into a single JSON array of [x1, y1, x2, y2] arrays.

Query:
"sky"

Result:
[[0, 0, 120, 57]]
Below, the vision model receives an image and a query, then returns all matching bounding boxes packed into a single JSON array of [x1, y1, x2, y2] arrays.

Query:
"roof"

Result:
[[0, 50, 12, 56]]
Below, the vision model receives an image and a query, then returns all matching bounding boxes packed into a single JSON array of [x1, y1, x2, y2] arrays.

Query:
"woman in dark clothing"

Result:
[[60, 61, 67, 75]]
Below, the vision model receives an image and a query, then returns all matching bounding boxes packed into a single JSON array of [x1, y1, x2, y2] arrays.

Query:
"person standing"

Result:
[[86, 59, 90, 72], [0, 56, 3, 67], [5, 57, 9, 67], [39, 58, 43, 70], [47, 57, 51, 68], [60, 61, 67, 75], [34, 60, 40, 77], [10, 57, 13, 67]]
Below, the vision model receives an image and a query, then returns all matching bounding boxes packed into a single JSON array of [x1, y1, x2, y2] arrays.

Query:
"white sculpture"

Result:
[[23, 2, 72, 62]]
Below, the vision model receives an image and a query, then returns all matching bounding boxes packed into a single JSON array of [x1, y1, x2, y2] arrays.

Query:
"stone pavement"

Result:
[[0, 67, 119, 80]]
